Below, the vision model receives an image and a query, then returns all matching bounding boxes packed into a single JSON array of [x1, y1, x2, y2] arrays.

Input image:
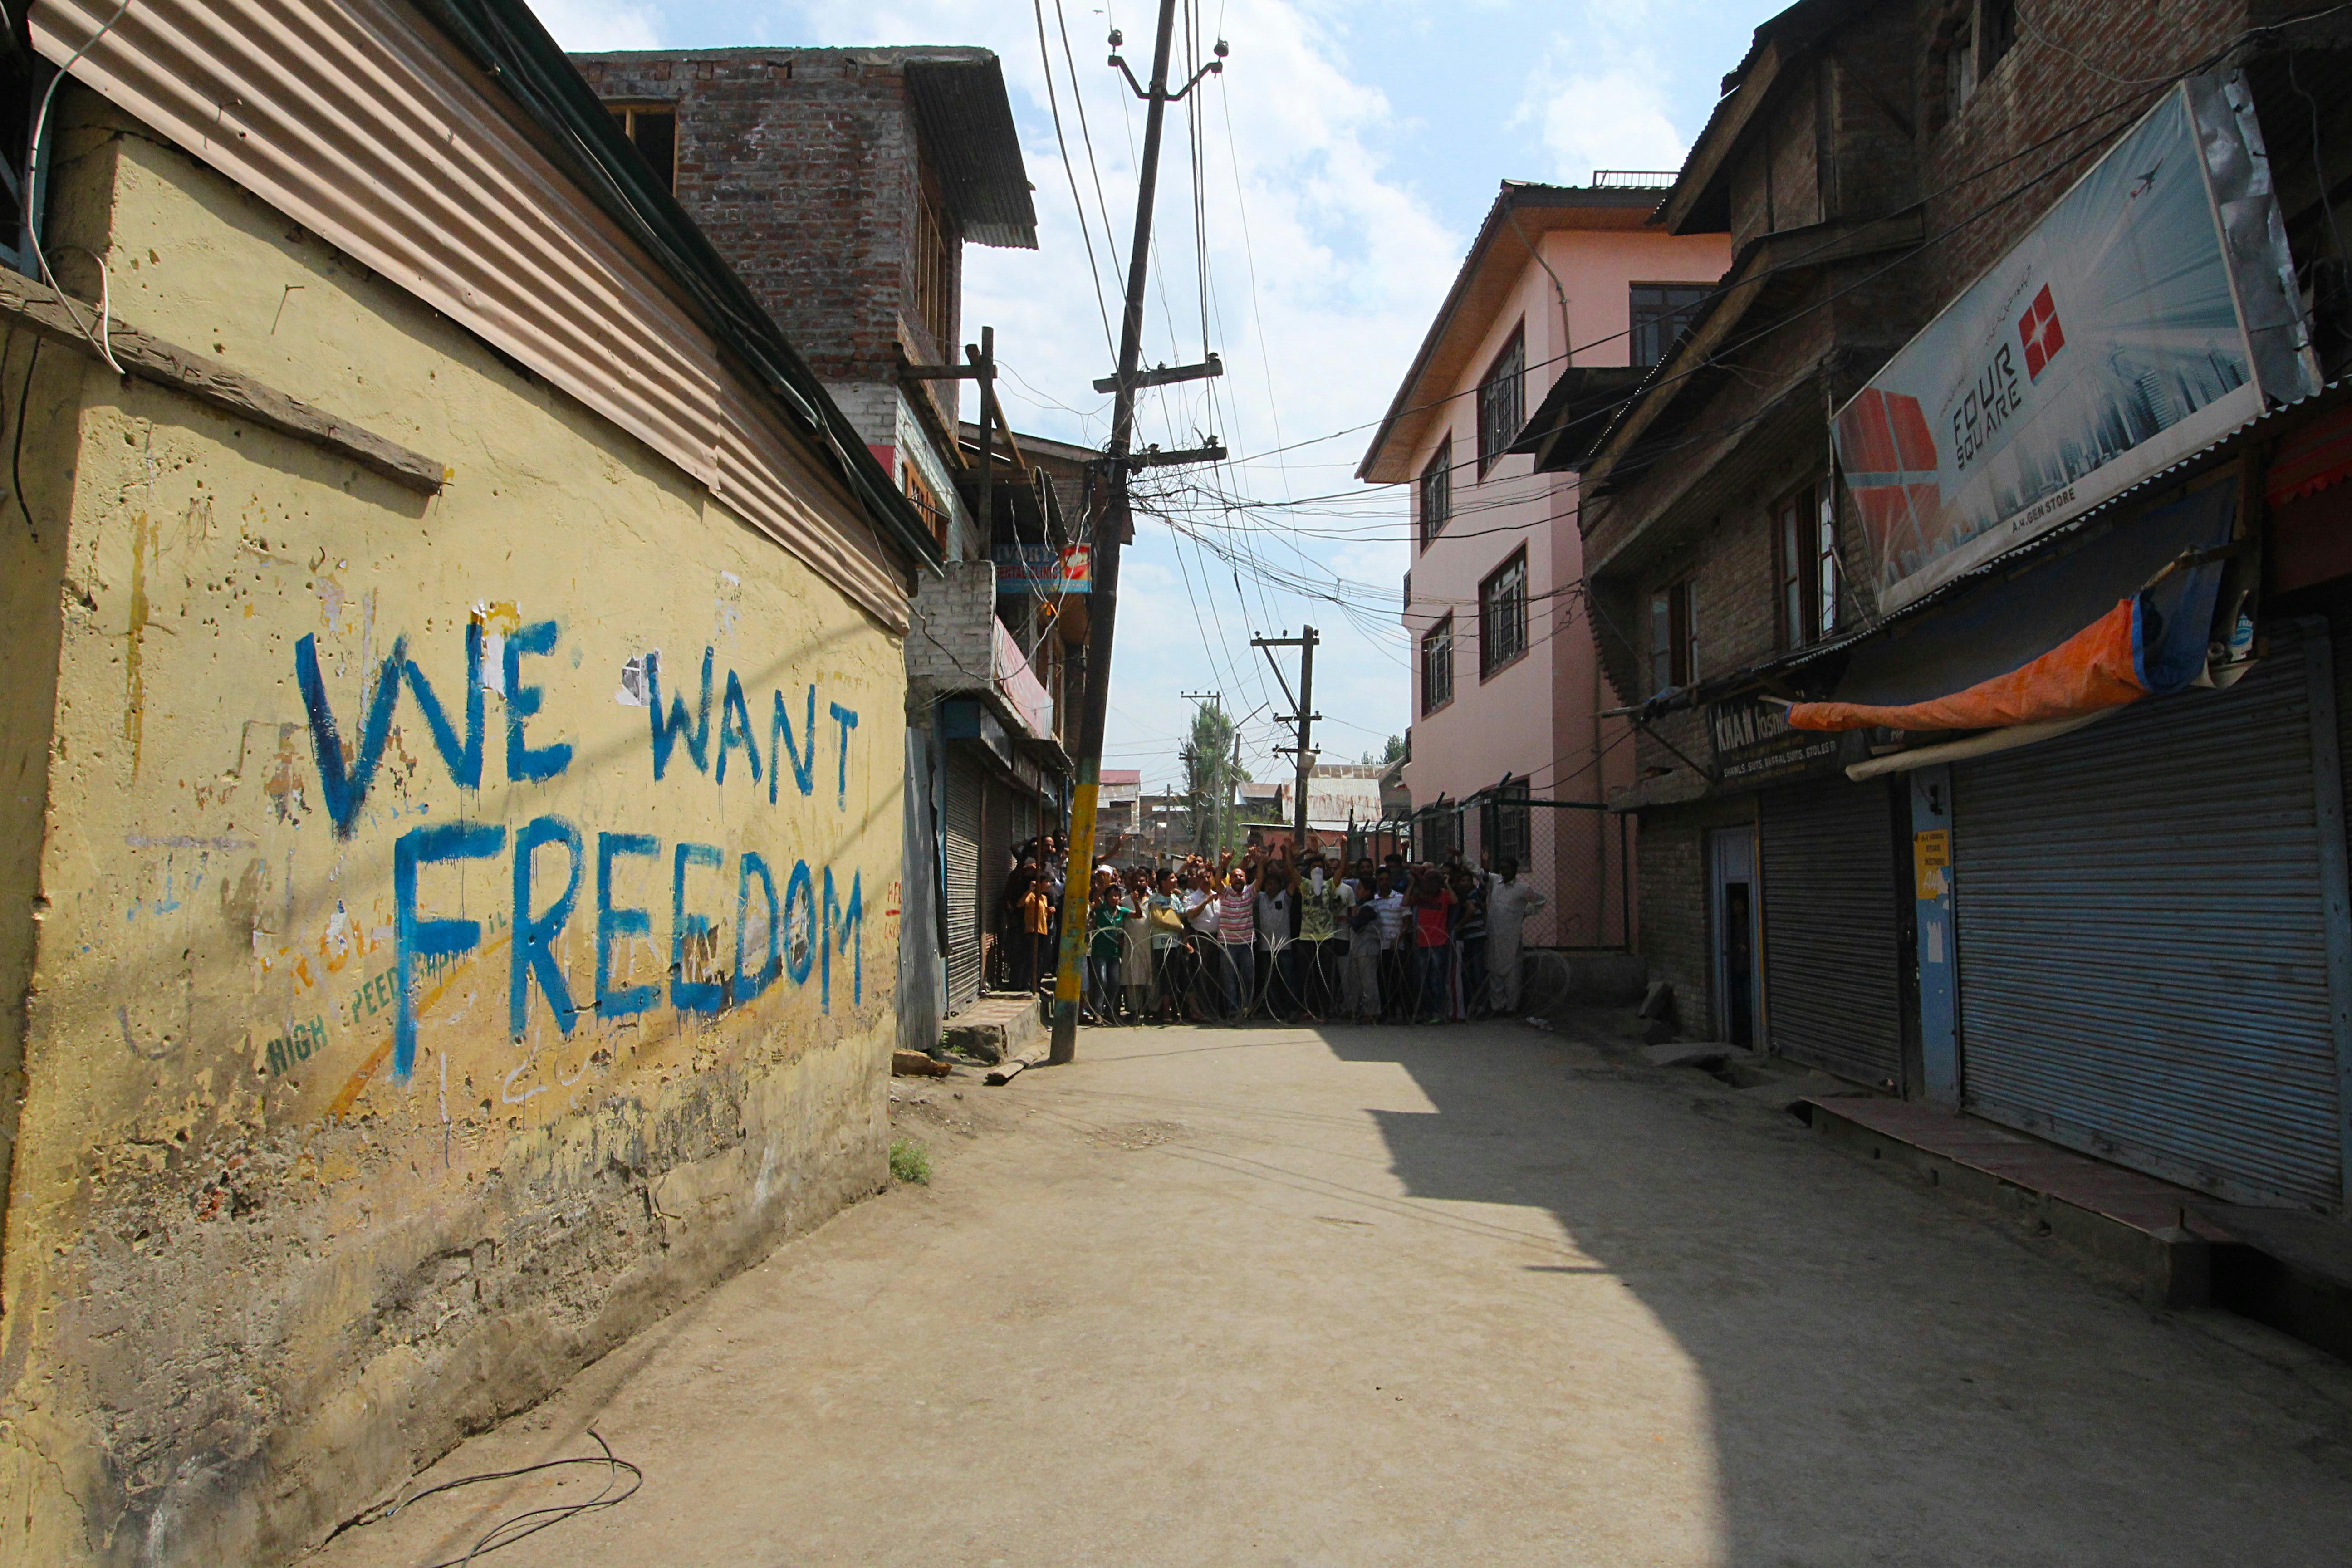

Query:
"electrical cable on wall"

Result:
[[24, 0, 132, 376]]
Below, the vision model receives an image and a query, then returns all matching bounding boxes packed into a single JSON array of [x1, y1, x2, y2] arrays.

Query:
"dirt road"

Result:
[[307, 1018, 2352, 1566]]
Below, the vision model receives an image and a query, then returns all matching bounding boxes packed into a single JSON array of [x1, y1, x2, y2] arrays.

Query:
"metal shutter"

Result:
[[943, 755, 983, 1011], [1952, 628, 2347, 1211], [1760, 778, 1906, 1089]]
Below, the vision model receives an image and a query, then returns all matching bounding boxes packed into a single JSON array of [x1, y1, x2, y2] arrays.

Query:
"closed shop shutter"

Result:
[[1952, 627, 2346, 1211], [1759, 778, 1906, 1089], [943, 755, 983, 1011]]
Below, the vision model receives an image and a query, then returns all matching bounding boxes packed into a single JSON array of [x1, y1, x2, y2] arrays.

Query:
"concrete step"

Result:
[[939, 991, 1046, 1065], [1803, 1097, 2226, 1313], [2194, 1204, 2352, 1363]]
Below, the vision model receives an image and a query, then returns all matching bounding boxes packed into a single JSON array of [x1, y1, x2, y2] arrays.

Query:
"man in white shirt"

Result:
[[1485, 858, 1546, 1013]]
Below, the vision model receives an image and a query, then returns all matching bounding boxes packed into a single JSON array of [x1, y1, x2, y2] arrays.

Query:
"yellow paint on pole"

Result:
[[1054, 780, 1099, 1005]]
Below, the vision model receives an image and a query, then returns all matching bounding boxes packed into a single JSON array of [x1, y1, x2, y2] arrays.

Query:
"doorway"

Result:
[[1707, 827, 1760, 1046]]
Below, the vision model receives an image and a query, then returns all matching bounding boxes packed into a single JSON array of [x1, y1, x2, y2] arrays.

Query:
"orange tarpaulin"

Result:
[[1788, 599, 2146, 732]]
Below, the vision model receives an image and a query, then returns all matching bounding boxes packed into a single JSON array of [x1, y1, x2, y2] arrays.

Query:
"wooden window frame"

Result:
[[1421, 615, 1455, 715], [1419, 436, 1452, 550], [606, 103, 677, 193], [1648, 579, 1695, 694], [902, 461, 949, 554], [1773, 478, 1841, 651], [1475, 324, 1525, 477], [1628, 283, 1713, 370], [911, 166, 957, 361], [1479, 547, 1529, 680]]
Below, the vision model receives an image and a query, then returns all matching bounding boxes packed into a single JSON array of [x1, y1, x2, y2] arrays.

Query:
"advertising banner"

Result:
[[1836, 76, 2315, 614], [993, 542, 1093, 593]]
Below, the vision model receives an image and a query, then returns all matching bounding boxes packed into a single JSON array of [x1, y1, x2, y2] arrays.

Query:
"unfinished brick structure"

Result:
[[569, 46, 1038, 561]]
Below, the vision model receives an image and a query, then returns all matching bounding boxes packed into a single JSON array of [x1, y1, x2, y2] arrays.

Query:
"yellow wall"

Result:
[[0, 95, 907, 1565]]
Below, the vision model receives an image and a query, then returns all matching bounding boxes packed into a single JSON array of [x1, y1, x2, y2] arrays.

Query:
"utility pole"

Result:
[[1253, 627, 1319, 857], [1048, 4, 1225, 1065]]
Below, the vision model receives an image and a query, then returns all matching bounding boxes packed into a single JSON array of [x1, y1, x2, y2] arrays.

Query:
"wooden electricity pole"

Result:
[[1253, 627, 1319, 855], [1047, 0, 1225, 1064]]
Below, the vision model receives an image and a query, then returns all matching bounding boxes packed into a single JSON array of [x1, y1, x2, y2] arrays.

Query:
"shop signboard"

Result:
[[993, 542, 1092, 593], [1836, 75, 2315, 614], [1709, 693, 1842, 787]]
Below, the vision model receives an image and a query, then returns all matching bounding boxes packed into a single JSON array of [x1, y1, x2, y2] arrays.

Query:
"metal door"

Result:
[[1952, 627, 2351, 1211], [1759, 779, 1906, 1089], [1707, 827, 1761, 1046], [942, 755, 983, 1010]]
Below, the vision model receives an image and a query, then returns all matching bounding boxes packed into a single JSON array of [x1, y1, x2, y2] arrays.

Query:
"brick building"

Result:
[[571, 47, 1084, 1028], [1578, 0, 2352, 1221]]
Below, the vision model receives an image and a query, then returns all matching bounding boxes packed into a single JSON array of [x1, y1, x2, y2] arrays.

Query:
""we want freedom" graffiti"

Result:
[[294, 620, 866, 1082]]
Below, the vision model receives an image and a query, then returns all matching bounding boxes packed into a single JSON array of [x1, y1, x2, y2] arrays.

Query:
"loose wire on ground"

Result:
[[349, 1429, 643, 1568]]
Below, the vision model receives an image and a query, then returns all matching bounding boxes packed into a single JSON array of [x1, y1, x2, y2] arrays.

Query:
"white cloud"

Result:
[[531, 0, 662, 50], [1514, 2, 1693, 185], [1521, 68, 1691, 184]]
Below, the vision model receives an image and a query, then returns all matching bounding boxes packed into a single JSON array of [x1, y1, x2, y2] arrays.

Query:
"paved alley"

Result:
[[308, 1021, 2352, 1568]]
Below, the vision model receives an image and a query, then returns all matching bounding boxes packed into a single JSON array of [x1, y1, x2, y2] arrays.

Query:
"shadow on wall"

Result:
[[1307, 1023, 2352, 1566]]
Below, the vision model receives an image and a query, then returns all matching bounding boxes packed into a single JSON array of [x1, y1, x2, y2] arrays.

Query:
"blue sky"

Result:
[[536, 0, 1778, 789]]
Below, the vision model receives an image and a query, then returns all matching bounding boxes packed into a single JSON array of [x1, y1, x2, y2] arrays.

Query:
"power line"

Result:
[[1033, 0, 1120, 359]]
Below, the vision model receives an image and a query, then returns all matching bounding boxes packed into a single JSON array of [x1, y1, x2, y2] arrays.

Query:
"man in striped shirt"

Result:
[[1214, 852, 1259, 1022]]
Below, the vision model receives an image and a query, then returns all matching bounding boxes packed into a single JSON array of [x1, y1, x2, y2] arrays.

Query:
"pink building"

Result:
[[1359, 180, 1730, 948]]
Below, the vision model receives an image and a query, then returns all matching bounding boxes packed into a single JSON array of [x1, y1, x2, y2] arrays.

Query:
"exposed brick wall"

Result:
[[570, 50, 955, 397], [1912, 0, 2249, 304], [1637, 808, 1710, 1031], [906, 559, 997, 701], [1632, 793, 1761, 1037]]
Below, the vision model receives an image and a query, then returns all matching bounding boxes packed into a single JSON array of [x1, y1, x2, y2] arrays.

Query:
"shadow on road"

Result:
[[1305, 1016, 2352, 1567]]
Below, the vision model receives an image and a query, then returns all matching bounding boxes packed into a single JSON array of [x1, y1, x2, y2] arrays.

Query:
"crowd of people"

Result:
[[994, 835, 1547, 1028]]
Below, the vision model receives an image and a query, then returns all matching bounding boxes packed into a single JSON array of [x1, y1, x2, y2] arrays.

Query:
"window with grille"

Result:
[[607, 104, 677, 193], [1774, 479, 1840, 650], [1648, 580, 1694, 694], [1629, 284, 1711, 369], [1421, 616, 1455, 715], [1419, 437, 1452, 549], [1489, 779, 1532, 871], [1476, 326, 1524, 475], [1419, 807, 1460, 862], [1480, 549, 1529, 679]]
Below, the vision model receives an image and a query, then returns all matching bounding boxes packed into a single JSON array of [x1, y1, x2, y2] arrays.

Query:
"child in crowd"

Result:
[[1088, 873, 1128, 1024]]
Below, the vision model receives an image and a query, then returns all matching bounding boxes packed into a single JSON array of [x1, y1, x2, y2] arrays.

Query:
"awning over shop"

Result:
[[1788, 479, 2239, 733], [2266, 402, 2352, 505]]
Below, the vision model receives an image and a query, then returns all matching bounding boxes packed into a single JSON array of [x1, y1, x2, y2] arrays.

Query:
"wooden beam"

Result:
[[0, 268, 446, 495]]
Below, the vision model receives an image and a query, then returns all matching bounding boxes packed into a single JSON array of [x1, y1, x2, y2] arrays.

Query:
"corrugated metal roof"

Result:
[[903, 56, 1038, 250], [34, 0, 934, 629]]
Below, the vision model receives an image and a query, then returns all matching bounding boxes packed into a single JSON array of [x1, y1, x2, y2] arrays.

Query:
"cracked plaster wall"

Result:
[[0, 93, 909, 1567]]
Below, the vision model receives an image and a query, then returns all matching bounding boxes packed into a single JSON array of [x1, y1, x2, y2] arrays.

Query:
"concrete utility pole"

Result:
[[1048, 2, 1225, 1065], [1253, 626, 1319, 857]]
